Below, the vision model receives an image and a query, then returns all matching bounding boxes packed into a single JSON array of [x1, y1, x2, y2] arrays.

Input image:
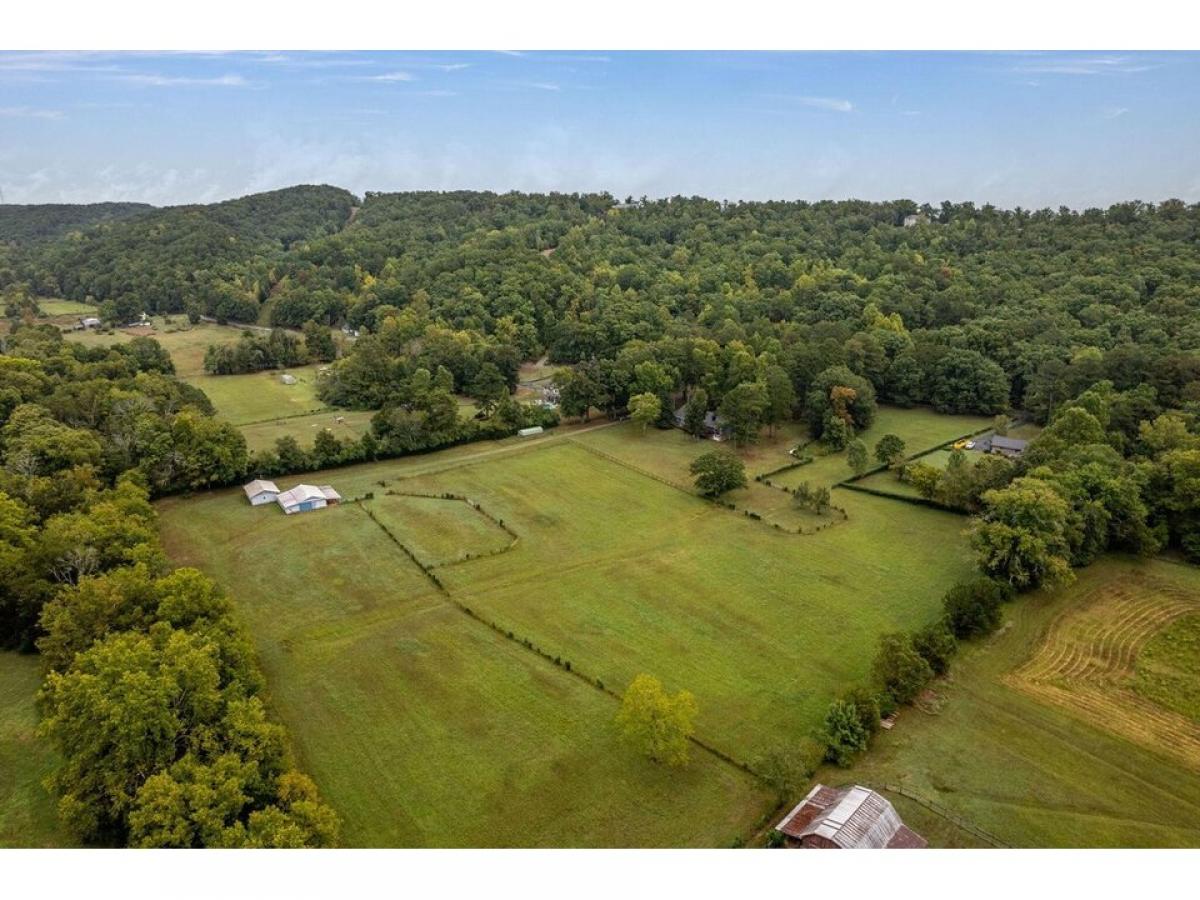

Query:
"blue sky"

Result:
[[1, 50, 1197, 208]]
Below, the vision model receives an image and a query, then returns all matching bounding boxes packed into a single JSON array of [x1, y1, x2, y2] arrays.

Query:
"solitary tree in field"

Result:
[[615, 674, 698, 767], [690, 450, 747, 497], [629, 392, 662, 434], [847, 438, 869, 476], [874, 433, 906, 468]]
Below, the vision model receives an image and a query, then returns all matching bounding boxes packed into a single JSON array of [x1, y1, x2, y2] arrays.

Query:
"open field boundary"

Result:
[[1006, 575, 1200, 771], [352, 498, 769, 785], [568, 438, 848, 536], [869, 782, 1010, 848]]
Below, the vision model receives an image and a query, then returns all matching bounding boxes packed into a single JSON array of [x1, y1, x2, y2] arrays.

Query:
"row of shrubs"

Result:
[[754, 576, 1016, 802]]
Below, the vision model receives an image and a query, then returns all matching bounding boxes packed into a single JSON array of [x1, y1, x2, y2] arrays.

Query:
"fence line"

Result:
[[870, 782, 1010, 848]]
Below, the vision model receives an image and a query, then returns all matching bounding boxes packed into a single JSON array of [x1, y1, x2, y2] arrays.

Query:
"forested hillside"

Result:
[[0, 202, 152, 245], [6, 185, 356, 323]]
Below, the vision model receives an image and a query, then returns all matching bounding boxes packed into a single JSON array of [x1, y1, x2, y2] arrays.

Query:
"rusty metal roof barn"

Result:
[[776, 784, 926, 849]]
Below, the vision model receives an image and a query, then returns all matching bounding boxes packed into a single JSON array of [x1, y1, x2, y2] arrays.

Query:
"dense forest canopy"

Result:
[[3, 186, 1200, 847], [0, 202, 153, 245]]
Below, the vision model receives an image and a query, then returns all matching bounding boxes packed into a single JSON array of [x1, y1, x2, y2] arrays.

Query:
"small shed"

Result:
[[242, 479, 280, 506], [79, 316, 102, 329], [517, 426, 544, 438], [776, 784, 926, 849], [280, 373, 298, 385]]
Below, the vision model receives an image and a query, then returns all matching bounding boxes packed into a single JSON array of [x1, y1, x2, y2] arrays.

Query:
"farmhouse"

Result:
[[672, 406, 731, 439], [242, 479, 280, 506], [989, 435, 1028, 458], [975, 434, 1028, 459], [276, 483, 342, 514], [775, 784, 926, 849]]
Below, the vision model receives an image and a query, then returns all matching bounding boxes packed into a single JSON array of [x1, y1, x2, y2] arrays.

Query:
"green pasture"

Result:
[[364, 493, 513, 567], [184, 364, 328, 426], [771, 406, 992, 492], [240, 409, 376, 453], [158, 496, 770, 847], [819, 557, 1200, 847], [38, 298, 97, 317], [0, 653, 65, 848]]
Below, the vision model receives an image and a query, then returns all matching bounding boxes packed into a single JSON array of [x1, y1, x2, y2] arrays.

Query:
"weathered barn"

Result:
[[242, 479, 280, 506], [776, 784, 926, 849]]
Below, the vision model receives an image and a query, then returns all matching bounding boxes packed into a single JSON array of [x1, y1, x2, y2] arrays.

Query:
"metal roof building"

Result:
[[276, 483, 342, 514], [776, 784, 926, 849]]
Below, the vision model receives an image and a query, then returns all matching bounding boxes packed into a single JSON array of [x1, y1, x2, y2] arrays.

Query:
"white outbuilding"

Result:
[[242, 479, 280, 506], [276, 483, 342, 515]]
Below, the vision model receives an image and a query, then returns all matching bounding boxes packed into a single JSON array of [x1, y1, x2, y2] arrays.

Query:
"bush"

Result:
[[872, 632, 934, 706], [912, 621, 958, 675], [754, 738, 823, 798], [819, 698, 870, 766], [942, 577, 1014, 639]]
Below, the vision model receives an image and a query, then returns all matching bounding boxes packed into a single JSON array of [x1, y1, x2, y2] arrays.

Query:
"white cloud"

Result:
[[364, 71, 416, 82], [1011, 55, 1159, 76], [113, 73, 249, 87], [494, 50, 526, 57], [517, 81, 561, 92], [795, 96, 854, 113], [0, 106, 64, 119], [1102, 106, 1130, 119]]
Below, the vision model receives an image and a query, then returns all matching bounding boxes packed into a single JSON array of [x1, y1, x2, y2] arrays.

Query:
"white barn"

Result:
[[276, 484, 342, 515], [242, 479, 280, 506]]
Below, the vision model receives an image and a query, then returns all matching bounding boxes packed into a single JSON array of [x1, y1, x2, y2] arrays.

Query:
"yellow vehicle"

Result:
[[952, 439, 970, 450]]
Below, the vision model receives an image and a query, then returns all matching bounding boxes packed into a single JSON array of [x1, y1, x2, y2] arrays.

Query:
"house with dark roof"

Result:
[[775, 784, 926, 849], [672, 405, 731, 440], [989, 435, 1028, 458]]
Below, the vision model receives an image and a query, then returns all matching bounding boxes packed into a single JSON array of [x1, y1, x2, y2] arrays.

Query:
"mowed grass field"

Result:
[[187, 364, 328, 426], [772, 406, 993, 491], [399, 438, 976, 763], [159, 411, 986, 845], [158, 493, 771, 847], [0, 653, 65, 848], [579, 420, 831, 530], [38, 298, 98, 317], [819, 557, 1200, 847], [239, 409, 376, 453]]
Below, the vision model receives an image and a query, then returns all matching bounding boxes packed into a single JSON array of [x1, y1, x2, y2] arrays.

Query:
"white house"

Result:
[[242, 479, 280, 506], [276, 484, 342, 515]]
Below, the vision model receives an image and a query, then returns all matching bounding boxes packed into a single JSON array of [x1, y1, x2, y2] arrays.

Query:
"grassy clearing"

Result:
[[1008, 567, 1200, 767], [239, 409, 376, 453], [158, 496, 770, 847], [63, 317, 248, 377], [0, 653, 65, 848], [383, 439, 975, 763], [364, 493, 513, 567], [818, 557, 1200, 847], [38, 298, 97, 316], [578, 420, 828, 530], [772, 406, 992, 492], [185, 365, 328, 426], [1133, 615, 1200, 722]]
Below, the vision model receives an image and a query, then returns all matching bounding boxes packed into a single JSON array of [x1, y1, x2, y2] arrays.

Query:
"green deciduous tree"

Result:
[[872, 632, 934, 705], [628, 392, 662, 434], [614, 674, 698, 768], [689, 450, 747, 498]]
